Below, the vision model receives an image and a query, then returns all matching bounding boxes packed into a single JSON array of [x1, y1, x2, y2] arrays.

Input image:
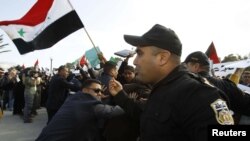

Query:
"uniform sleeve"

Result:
[[177, 86, 233, 141], [224, 79, 250, 116], [208, 77, 250, 116]]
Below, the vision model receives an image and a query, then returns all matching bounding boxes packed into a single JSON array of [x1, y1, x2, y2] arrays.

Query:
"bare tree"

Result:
[[221, 53, 249, 63], [0, 34, 11, 53]]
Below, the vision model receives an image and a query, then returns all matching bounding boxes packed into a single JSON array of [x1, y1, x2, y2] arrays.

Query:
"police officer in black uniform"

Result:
[[184, 51, 250, 124], [108, 24, 234, 141]]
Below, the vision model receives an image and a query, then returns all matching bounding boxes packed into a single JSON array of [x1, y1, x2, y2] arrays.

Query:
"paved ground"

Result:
[[0, 108, 47, 141]]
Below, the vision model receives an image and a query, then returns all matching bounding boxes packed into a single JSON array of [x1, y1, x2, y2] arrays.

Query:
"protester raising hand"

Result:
[[109, 79, 123, 96], [8, 68, 17, 80], [97, 52, 107, 64]]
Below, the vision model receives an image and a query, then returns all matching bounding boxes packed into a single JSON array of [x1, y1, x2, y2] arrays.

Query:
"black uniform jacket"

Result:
[[199, 71, 250, 116], [114, 65, 228, 141]]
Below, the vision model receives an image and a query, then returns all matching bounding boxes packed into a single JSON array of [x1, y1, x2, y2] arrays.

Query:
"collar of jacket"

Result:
[[198, 71, 210, 78], [152, 65, 188, 91]]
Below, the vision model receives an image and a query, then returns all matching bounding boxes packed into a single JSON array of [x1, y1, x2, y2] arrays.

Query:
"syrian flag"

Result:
[[0, 0, 84, 55], [205, 42, 220, 64]]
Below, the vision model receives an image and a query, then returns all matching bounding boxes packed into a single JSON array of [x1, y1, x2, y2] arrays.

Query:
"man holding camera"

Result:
[[23, 70, 39, 123]]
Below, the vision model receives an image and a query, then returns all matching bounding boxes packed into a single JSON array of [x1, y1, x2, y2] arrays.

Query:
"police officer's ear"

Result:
[[193, 63, 201, 72], [158, 51, 171, 66]]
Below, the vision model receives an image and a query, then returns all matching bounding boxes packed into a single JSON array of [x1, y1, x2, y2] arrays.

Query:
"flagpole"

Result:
[[83, 27, 99, 54], [67, 0, 99, 54]]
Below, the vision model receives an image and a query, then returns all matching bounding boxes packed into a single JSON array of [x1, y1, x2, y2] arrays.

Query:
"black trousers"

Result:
[[46, 108, 58, 124]]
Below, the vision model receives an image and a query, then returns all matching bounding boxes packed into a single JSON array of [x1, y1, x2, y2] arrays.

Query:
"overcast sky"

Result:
[[0, 0, 250, 68]]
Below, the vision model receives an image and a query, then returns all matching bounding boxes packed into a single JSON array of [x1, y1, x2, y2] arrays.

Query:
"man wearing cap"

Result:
[[184, 51, 250, 124], [109, 24, 233, 141]]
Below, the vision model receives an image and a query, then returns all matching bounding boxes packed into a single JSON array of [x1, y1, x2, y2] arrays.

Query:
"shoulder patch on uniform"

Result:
[[210, 99, 234, 125]]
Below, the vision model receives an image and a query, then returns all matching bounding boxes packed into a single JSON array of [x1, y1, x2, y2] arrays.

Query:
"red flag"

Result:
[[0, 0, 84, 55], [34, 59, 39, 67], [205, 42, 220, 64], [79, 55, 87, 67]]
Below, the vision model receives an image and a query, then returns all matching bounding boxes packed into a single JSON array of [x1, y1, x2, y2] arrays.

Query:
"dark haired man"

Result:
[[46, 65, 80, 123], [36, 79, 124, 141], [109, 24, 233, 141], [98, 61, 118, 105]]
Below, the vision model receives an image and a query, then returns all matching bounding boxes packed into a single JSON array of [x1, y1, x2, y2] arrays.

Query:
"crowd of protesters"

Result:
[[0, 50, 149, 140], [0, 66, 51, 122], [1, 24, 250, 141]]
